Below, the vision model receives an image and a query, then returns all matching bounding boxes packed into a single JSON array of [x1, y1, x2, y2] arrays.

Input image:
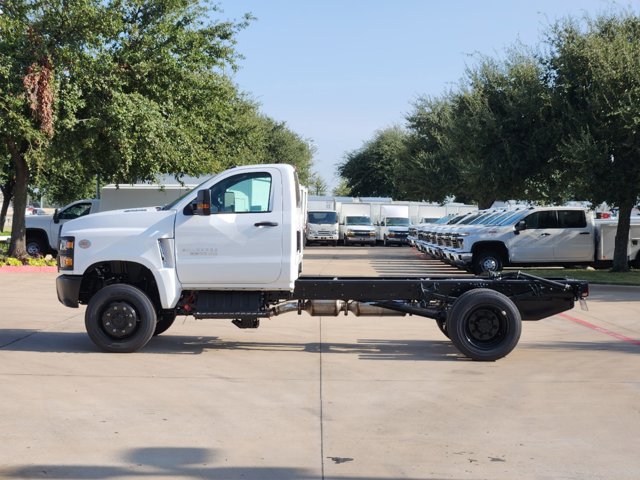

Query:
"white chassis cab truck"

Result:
[[56, 164, 588, 361]]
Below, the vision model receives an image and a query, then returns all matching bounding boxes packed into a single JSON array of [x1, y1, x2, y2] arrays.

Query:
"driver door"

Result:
[[174, 168, 284, 286]]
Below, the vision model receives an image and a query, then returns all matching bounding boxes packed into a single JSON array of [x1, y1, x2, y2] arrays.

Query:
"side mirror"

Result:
[[193, 189, 211, 216], [514, 220, 526, 233], [53, 209, 60, 224]]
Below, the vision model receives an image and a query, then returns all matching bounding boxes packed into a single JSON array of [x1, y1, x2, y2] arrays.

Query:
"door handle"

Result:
[[579, 232, 591, 235], [540, 233, 551, 237], [254, 221, 279, 227]]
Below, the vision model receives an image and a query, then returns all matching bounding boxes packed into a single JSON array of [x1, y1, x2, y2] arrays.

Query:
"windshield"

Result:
[[498, 210, 529, 226], [308, 211, 338, 224], [386, 217, 410, 226], [346, 216, 372, 225], [459, 212, 487, 224]]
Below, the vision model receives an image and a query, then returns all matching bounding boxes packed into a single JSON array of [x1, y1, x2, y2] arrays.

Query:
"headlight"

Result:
[[57, 236, 75, 271]]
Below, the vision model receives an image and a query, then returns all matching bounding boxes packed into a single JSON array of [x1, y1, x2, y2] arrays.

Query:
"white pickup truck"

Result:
[[25, 199, 100, 256], [439, 207, 640, 274], [55, 164, 588, 361]]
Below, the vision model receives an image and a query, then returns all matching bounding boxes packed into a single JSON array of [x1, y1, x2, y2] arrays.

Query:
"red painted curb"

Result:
[[0, 265, 58, 273]]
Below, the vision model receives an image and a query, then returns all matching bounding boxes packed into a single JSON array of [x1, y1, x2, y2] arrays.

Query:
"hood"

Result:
[[61, 207, 177, 239]]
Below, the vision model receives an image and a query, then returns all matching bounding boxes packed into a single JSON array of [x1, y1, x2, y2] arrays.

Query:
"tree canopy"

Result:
[[0, 0, 315, 256]]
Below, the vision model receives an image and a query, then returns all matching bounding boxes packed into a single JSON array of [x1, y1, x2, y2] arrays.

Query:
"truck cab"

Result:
[[25, 198, 100, 256], [341, 215, 376, 246], [305, 210, 339, 246], [377, 216, 411, 246]]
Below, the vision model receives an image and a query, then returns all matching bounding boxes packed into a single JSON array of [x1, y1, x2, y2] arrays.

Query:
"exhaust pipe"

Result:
[[272, 300, 406, 317]]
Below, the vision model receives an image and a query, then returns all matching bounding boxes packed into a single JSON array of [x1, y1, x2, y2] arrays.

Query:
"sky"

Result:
[[218, 0, 628, 190]]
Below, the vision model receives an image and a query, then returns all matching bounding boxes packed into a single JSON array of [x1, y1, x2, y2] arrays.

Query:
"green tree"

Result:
[[401, 95, 460, 203], [547, 12, 640, 271], [338, 126, 408, 198], [253, 116, 314, 184], [449, 51, 560, 208], [0, 0, 250, 256], [307, 172, 327, 195], [332, 178, 351, 197], [403, 50, 560, 209]]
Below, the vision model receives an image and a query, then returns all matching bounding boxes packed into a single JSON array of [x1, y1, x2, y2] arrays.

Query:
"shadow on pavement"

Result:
[[0, 446, 453, 479], [0, 329, 464, 361]]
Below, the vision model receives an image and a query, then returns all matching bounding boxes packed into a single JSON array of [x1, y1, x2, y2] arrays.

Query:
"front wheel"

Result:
[[446, 288, 522, 361], [85, 284, 157, 352], [473, 250, 503, 275]]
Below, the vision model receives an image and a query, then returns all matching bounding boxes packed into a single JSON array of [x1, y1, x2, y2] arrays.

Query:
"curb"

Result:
[[0, 266, 58, 273]]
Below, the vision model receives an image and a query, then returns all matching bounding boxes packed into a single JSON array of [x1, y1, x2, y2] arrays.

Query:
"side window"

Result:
[[59, 203, 92, 220], [558, 210, 586, 228], [209, 172, 272, 214], [525, 211, 557, 229]]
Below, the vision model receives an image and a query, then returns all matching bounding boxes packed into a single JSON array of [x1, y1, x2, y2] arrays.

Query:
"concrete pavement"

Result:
[[0, 247, 639, 479]]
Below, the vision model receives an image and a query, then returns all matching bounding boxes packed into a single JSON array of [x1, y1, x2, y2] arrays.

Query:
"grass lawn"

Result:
[[512, 268, 640, 286]]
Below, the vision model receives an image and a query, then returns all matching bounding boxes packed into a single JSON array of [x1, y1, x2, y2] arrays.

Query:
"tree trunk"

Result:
[[477, 196, 496, 210], [612, 199, 633, 272], [7, 140, 29, 258], [0, 178, 15, 232]]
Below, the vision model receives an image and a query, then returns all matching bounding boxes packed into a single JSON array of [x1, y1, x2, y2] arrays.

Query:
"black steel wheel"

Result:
[[446, 288, 521, 361], [85, 284, 157, 352], [154, 310, 177, 336]]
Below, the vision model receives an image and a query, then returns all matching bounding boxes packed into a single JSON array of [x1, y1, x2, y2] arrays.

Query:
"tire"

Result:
[[446, 288, 522, 361], [154, 310, 177, 336], [26, 236, 48, 257], [85, 284, 157, 353], [473, 249, 503, 275]]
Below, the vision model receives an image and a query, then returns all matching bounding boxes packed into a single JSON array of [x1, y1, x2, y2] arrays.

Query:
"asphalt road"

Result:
[[0, 246, 639, 479]]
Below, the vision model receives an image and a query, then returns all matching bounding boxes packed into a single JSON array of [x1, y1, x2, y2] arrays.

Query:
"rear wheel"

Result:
[[446, 288, 521, 361], [85, 284, 157, 352]]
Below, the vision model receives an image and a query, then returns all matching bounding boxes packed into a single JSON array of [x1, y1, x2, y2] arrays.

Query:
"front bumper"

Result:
[[56, 274, 83, 308], [440, 249, 473, 266], [307, 234, 338, 241]]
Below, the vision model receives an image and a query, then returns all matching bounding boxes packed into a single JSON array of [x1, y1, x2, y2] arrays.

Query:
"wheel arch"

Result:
[[78, 260, 167, 311], [25, 228, 50, 245], [471, 241, 509, 262]]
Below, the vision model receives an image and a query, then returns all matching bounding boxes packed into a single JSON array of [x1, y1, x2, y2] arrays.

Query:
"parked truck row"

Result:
[[412, 206, 640, 274], [305, 197, 476, 247]]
